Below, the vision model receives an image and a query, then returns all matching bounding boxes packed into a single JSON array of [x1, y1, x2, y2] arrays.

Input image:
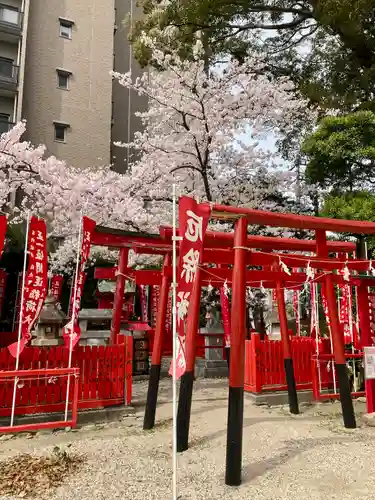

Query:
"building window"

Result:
[[54, 122, 69, 142], [57, 69, 71, 90], [59, 20, 73, 39], [0, 57, 14, 79], [0, 6, 19, 25], [0, 113, 10, 135]]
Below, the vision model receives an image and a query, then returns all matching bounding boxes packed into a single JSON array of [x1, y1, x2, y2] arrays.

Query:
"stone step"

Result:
[[80, 330, 110, 339]]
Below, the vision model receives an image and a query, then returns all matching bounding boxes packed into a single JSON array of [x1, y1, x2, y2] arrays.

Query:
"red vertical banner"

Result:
[[150, 286, 160, 328], [51, 275, 64, 303], [220, 286, 231, 347], [338, 267, 352, 344], [68, 273, 87, 318], [62, 217, 96, 350], [0, 269, 8, 317], [165, 287, 172, 333], [0, 215, 6, 256], [140, 285, 148, 323], [169, 197, 211, 379], [0, 217, 8, 319], [310, 283, 317, 337], [8, 217, 48, 357]]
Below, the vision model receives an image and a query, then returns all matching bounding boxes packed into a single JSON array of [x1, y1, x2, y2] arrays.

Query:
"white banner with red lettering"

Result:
[[51, 275, 64, 303], [220, 286, 231, 347], [9, 217, 48, 357], [62, 217, 96, 350], [169, 197, 211, 378]]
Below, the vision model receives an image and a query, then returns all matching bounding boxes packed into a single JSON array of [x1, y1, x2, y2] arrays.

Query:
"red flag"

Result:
[[140, 285, 148, 322], [0, 215, 6, 256], [62, 217, 96, 350], [51, 275, 64, 303], [150, 285, 160, 328], [169, 197, 211, 378], [0, 269, 8, 317], [8, 217, 48, 357], [165, 287, 172, 333], [220, 286, 231, 347]]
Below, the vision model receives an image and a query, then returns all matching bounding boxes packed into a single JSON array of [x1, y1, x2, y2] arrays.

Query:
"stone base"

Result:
[[195, 359, 228, 378], [245, 389, 315, 406], [160, 357, 172, 377], [31, 338, 62, 346]]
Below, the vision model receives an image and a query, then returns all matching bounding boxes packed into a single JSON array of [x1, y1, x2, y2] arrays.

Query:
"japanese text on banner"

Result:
[[8, 217, 48, 358], [220, 286, 231, 347], [62, 217, 96, 351], [51, 275, 64, 303], [169, 197, 211, 379]]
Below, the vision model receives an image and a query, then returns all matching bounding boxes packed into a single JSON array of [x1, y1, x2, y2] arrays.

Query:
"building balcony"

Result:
[[0, 118, 14, 134], [0, 61, 18, 91], [0, 5, 23, 37]]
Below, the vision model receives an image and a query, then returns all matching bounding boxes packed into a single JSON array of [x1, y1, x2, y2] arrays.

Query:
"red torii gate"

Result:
[[91, 227, 171, 345], [173, 200, 375, 487], [142, 231, 356, 430]]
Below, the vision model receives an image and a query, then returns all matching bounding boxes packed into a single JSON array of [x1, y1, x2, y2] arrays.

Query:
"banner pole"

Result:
[[172, 183, 178, 500], [10, 212, 31, 427], [64, 215, 83, 422]]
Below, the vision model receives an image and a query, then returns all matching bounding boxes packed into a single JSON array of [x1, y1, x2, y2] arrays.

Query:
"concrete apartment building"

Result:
[[0, 0, 143, 171]]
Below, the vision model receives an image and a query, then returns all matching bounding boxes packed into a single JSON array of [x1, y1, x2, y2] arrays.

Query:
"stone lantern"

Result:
[[32, 293, 66, 346]]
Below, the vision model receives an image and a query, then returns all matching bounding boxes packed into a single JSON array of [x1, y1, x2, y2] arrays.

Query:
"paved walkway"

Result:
[[0, 378, 373, 499]]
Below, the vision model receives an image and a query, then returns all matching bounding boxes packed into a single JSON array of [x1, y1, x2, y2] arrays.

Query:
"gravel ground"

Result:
[[0, 378, 374, 500]]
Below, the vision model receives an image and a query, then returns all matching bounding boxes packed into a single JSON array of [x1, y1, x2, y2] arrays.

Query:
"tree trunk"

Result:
[[201, 170, 212, 201]]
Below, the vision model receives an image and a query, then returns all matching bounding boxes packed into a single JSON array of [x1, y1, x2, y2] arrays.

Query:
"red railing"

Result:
[[311, 353, 365, 400], [0, 368, 79, 433], [245, 334, 316, 393], [0, 341, 133, 416]]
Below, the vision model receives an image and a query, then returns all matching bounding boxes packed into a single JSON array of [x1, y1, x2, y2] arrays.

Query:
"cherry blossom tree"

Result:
[[112, 35, 315, 211], [0, 35, 316, 274]]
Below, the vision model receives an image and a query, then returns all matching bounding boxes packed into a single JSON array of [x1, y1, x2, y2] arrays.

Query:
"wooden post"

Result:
[[225, 217, 247, 487], [316, 230, 356, 428], [176, 267, 201, 452], [251, 333, 262, 393], [144, 254, 171, 430], [110, 248, 129, 345], [276, 281, 299, 414]]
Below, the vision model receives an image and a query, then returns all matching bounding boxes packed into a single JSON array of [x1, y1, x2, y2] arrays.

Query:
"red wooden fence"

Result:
[[245, 334, 317, 393], [0, 341, 133, 417], [311, 353, 365, 400], [0, 368, 80, 433]]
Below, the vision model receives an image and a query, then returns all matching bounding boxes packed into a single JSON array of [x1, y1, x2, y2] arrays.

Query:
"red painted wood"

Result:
[[125, 336, 133, 405], [211, 201, 375, 234], [245, 337, 319, 393], [0, 345, 130, 417], [160, 226, 356, 252]]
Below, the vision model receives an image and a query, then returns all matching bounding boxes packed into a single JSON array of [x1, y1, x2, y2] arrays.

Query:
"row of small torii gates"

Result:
[[91, 199, 375, 487]]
